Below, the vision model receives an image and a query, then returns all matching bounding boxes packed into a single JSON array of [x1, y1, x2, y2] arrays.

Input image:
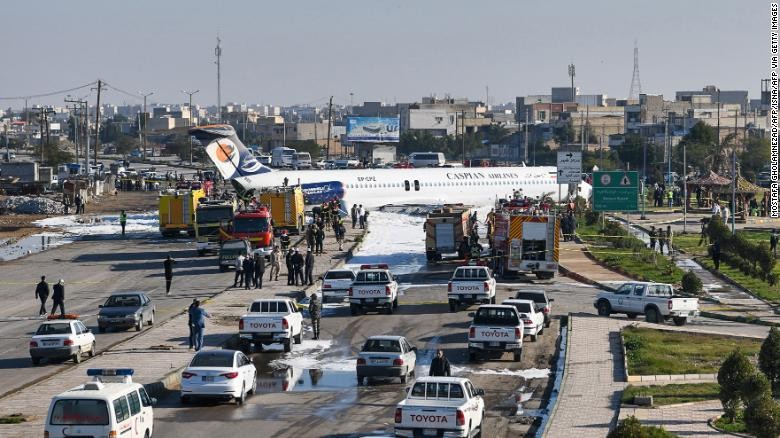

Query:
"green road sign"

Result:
[[593, 171, 639, 212]]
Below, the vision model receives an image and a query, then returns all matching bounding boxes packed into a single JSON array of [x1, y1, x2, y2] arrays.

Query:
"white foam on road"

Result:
[[267, 339, 358, 371], [345, 211, 427, 275], [34, 212, 158, 237], [450, 366, 550, 379]]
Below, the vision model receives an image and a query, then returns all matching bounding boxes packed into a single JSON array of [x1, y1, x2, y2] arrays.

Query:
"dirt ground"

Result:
[[0, 191, 158, 241]]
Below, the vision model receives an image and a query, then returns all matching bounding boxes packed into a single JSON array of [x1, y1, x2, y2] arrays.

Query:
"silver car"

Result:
[[356, 335, 417, 385]]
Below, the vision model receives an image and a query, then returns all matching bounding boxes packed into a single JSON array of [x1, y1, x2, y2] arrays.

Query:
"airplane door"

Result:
[[414, 180, 420, 191], [404, 180, 410, 191]]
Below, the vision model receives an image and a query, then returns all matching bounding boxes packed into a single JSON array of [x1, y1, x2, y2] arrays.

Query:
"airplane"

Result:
[[190, 124, 592, 210]]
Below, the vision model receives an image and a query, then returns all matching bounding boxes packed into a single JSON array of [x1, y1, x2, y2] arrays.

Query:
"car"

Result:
[[321, 269, 356, 302], [30, 318, 96, 365], [356, 335, 417, 385], [180, 349, 257, 405], [238, 299, 304, 353], [394, 377, 485, 438], [594, 281, 699, 326], [514, 289, 554, 328], [97, 292, 155, 333], [502, 299, 545, 342]]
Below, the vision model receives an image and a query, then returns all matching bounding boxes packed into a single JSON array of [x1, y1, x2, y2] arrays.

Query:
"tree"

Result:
[[718, 350, 757, 421], [34, 140, 74, 167], [741, 371, 771, 405], [483, 125, 510, 145], [740, 136, 770, 182], [286, 140, 321, 160], [760, 327, 780, 397], [744, 395, 780, 438], [553, 120, 574, 146], [676, 121, 717, 175], [114, 135, 140, 155], [607, 415, 676, 438]]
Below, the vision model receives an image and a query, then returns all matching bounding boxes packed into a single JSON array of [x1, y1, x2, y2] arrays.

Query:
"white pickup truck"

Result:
[[467, 304, 524, 362], [239, 299, 304, 353], [447, 266, 497, 312], [394, 377, 485, 438], [594, 281, 700, 326], [348, 264, 399, 315]]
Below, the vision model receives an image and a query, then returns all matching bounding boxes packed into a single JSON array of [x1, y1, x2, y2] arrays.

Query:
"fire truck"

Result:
[[492, 206, 559, 280], [158, 188, 206, 237], [220, 207, 275, 259], [424, 205, 472, 262], [258, 186, 306, 235], [195, 199, 236, 256]]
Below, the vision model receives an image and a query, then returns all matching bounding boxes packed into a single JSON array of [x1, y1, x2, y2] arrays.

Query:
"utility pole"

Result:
[[461, 110, 466, 164], [215, 37, 222, 123], [83, 101, 90, 171], [139, 91, 153, 159], [665, 111, 670, 185], [524, 112, 529, 163], [716, 88, 721, 170], [92, 79, 106, 167], [568, 63, 576, 102], [326, 96, 333, 160], [731, 150, 736, 234], [65, 97, 82, 160], [182, 90, 199, 164], [683, 141, 687, 233], [4, 124, 8, 163]]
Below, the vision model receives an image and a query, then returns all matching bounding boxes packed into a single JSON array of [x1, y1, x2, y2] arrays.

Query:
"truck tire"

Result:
[[357, 375, 364, 385], [283, 339, 292, 353], [468, 349, 477, 362], [220, 265, 228, 272], [197, 250, 205, 257], [449, 300, 458, 313], [294, 333, 302, 344], [673, 316, 688, 326], [531, 333, 537, 342], [239, 340, 252, 355], [393, 298, 399, 309], [513, 348, 522, 362], [490, 296, 496, 304], [31, 357, 41, 366], [645, 307, 661, 324], [535, 272, 554, 280], [597, 300, 612, 317], [385, 304, 394, 315], [426, 251, 435, 262], [350, 304, 359, 316], [626, 313, 638, 320]]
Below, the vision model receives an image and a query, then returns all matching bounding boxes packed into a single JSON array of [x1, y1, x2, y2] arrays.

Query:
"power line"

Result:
[[0, 81, 97, 100], [102, 81, 144, 100]]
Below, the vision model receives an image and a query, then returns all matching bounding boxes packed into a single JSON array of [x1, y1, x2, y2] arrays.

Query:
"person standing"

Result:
[[242, 254, 254, 290], [351, 204, 358, 229], [358, 205, 365, 229], [280, 230, 291, 252], [253, 253, 265, 289], [286, 249, 295, 285], [363, 209, 369, 228], [269, 245, 281, 281], [648, 226, 657, 251], [308, 293, 322, 340], [50, 279, 65, 318], [722, 204, 730, 225], [657, 229, 665, 254], [119, 210, 127, 238], [234, 252, 245, 288], [306, 225, 315, 251], [771, 230, 778, 256], [163, 255, 176, 295], [291, 248, 304, 286], [188, 300, 211, 351], [187, 299, 198, 350], [35, 276, 50, 317], [74, 193, 83, 214], [304, 249, 315, 286], [336, 221, 346, 251], [712, 239, 721, 270], [429, 349, 451, 376], [315, 225, 325, 255]]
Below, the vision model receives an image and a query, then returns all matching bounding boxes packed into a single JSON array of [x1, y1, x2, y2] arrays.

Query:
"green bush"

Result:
[[718, 350, 757, 421], [707, 216, 777, 284], [760, 327, 780, 397], [584, 210, 600, 226], [607, 416, 677, 438], [681, 270, 703, 295], [744, 396, 780, 438]]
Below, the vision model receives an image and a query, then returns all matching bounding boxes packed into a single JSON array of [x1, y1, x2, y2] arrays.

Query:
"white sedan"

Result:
[[502, 299, 545, 342], [30, 318, 96, 365], [356, 335, 417, 385], [180, 349, 257, 405]]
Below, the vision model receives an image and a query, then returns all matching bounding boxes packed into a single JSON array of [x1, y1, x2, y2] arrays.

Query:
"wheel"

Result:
[[235, 384, 245, 405], [294, 333, 302, 344], [449, 300, 457, 313], [597, 300, 611, 317], [393, 298, 399, 309], [31, 357, 41, 366], [385, 304, 393, 315], [89, 342, 96, 357], [180, 395, 190, 404], [283, 339, 291, 353], [350, 304, 359, 316], [468, 350, 477, 362], [400, 372, 407, 384], [490, 296, 496, 304], [357, 375, 363, 386], [73, 348, 82, 364], [136, 319, 143, 332], [248, 374, 257, 395], [673, 316, 688, 326], [544, 318, 551, 328], [513, 348, 522, 362], [220, 265, 228, 272], [239, 340, 252, 355], [646, 307, 661, 324], [98, 326, 106, 334], [197, 250, 205, 257], [626, 313, 638, 320], [531, 333, 537, 342], [148, 312, 154, 325]]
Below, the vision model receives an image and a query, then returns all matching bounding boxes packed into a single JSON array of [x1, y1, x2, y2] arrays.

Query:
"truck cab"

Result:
[[195, 200, 236, 256], [594, 281, 700, 326], [467, 304, 523, 362], [447, 266, 497, 312], [348, 264, 399, 315], [227, 207, 274, 258]]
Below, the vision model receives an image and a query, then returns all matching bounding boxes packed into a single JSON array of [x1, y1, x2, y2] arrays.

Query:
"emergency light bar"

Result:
[[360, 264, 389, 270], [87, 368, 134, 377]]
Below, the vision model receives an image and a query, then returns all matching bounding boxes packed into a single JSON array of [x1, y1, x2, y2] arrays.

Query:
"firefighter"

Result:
[[279, 229, 291, 251], [458, 238, 470, 260]]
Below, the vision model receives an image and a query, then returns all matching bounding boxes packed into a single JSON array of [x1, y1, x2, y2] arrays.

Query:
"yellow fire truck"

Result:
[[258, 185, 305, 235], [158, 188, 206, 237], [492, 208, 560, 280], [424, 205, 472, 261]]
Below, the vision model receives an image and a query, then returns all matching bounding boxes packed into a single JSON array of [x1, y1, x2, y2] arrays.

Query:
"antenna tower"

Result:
[[629, 40, 642, 100]]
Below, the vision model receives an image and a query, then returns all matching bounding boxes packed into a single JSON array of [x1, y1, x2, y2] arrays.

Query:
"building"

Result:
[[350, 102, 399, 118], [676, 86, 749, 113], [552, 87, 579, 103]]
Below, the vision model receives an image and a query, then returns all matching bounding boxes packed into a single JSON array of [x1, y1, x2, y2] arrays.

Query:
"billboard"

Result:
[[346, 117, 400, 143]]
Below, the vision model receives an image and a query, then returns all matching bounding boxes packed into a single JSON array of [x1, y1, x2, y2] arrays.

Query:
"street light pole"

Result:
[[683, 143, 687, 233], [181, 90, 200, 165], [139, 91, 153, 160]]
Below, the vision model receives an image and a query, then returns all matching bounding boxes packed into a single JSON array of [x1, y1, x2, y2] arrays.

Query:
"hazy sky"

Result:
[[0, 0, 768, 109]]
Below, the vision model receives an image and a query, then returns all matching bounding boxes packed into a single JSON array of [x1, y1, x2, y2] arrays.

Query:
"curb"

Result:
[[537, 313, 571, 438], [707, 415, 751, 437], [625, 373, 717, 383], [699, 311, 778, 328], [691, 256, 778, 308]]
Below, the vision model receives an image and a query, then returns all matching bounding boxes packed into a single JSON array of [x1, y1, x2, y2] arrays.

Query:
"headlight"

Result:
[[128, 314, 140, 319]]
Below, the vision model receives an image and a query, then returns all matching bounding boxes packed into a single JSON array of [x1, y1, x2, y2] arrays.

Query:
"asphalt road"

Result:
[[0, 235, 237, 397]]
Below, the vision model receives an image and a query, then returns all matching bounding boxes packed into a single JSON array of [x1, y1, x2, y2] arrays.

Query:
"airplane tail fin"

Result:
[[189, 124, 272, 181]]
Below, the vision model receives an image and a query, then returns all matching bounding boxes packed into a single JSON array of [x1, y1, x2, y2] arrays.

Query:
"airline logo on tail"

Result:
[[190, 125, 271, 180]]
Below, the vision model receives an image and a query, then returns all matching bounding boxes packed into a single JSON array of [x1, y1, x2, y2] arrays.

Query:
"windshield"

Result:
[[295, 153, 310, 160], [508, 302, 533, 313], [282, 150, 295, 156], [36, 323, 71, 335], [50, 399, 109, 426], [362, 339, 401, 352], [197, 207, 233, 223], [104, 295, 141, 308], [222, 241, 247, 250], [474, 308, 519, 325], [514, 292, 546, 304], [190, 352, 234, 367], [454, 268, 488, 279], [410, 382, 464, 399], [356, 272, 389, 282], [234, 218, 269, 233], [249, 301, 288, 312], [325, 271, 355, 280]]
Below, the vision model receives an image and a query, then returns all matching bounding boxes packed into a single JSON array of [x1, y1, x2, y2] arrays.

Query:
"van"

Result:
[[45, 368, 155, 438], [409, 152, 446, 168], [292, 152, 312, 169], [271, 147, 296, 168]]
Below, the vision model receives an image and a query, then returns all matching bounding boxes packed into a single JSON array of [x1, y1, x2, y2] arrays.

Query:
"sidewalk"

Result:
[[619, 400, 722, 437], [558, 240, 631, 284], [0, 226, 363, 437], [545, 314, 628, 437]]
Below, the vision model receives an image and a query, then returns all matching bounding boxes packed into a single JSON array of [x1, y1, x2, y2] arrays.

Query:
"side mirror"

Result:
[[85, 329, 91, 333], [549, 298, 554, 302], [151, 397, 158, 406], [475, 388, 485, 396], [411, 346, 418, 352], [467, 312, 476, 318], [98, 305, 104, 308]]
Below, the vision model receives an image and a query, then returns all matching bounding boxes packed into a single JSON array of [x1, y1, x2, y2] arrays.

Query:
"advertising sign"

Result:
[[592, 171, 639, 212], [346, 117, 400, 143]]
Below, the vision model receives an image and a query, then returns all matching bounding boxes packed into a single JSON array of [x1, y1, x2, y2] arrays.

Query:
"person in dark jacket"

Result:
[[35, 276, 50, 316], [306, 225, 315, 251], [188, 300, 211, 351], [253, 253, 265, 289], [286, 249, 295, 285], [291, 248, 304, 286], [308, 293, 322, 340], [280, 230, 291, 251], [242, 254, 254, 290], [304, 249, 315, 285], [50, 279, 65, 317], [712, 239, 721, 270], [163, 255, 176, 295], [187, 299, 198, 349], [429, 349, 451, 376], [315, 226, 325, 255], [351, 204, 358, 229]]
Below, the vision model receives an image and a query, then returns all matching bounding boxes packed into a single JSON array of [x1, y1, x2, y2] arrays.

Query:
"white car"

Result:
[[394, 377, 485, 438], [30, 319, 96, 365], [321, 269, 356, 302], [180, 349, 257, 405], [502, 299, 545, 342], [356, 335, 417, 385]]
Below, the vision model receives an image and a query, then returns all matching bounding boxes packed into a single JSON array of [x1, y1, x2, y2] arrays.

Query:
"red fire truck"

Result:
[[221, 207, 275, 259]]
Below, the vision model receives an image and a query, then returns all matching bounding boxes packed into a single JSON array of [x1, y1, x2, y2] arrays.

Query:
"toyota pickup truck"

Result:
[[348, 264, 399, 315], [594, 281, 700, 326], [467, 304, 523, 362], [239, 299, 304, 353], [447, 266, 497, 312], [394, 376, 485, 438]]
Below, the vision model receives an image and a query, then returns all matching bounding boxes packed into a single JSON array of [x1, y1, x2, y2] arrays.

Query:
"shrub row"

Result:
[[707, 216, 777, 286]]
